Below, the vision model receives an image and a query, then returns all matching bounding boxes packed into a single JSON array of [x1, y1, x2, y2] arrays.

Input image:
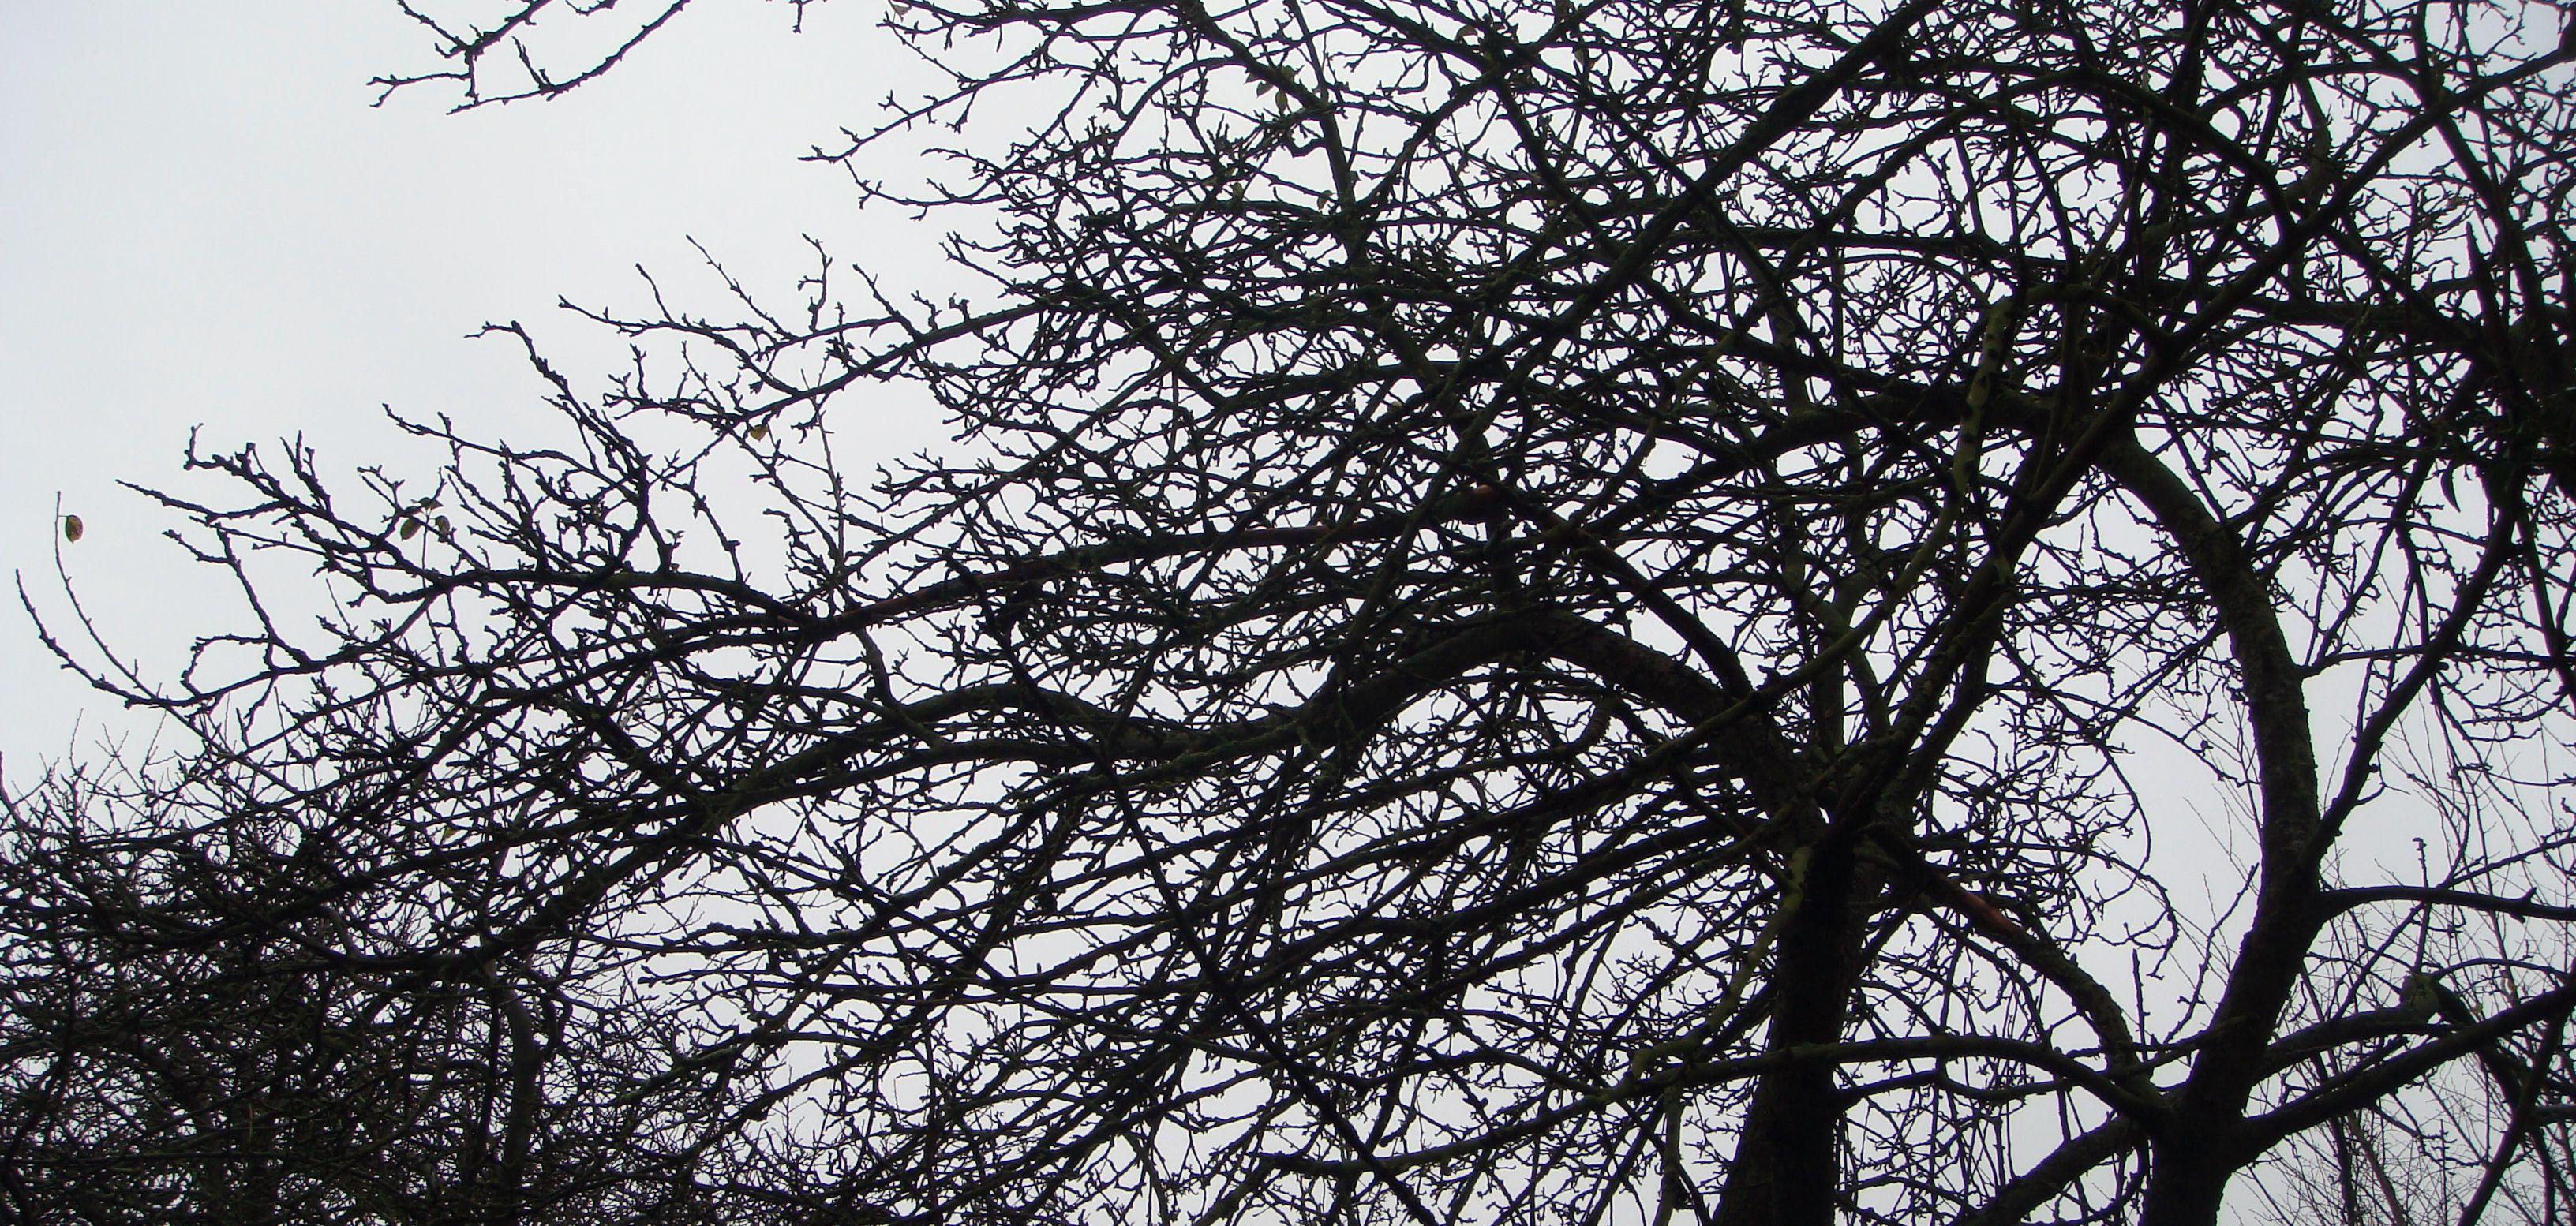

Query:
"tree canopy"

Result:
[[9, 1, 2576, 1223]]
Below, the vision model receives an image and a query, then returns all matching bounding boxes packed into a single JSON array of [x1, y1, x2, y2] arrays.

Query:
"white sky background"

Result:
[[0, 0, 2376, 1017], [0, 6, 2516, 1217], [0, 0, 2283, 995], [1, 0, 956, 771]]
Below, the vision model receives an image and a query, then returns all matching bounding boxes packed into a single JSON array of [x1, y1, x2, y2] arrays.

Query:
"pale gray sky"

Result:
[[0, 0, 2409, 936], [2, 1, 951, 769], [2, 9, 2540, 1221]]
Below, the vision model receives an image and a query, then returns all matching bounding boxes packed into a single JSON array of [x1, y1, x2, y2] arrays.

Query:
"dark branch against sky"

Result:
[[6, 2, 2576, 1223]]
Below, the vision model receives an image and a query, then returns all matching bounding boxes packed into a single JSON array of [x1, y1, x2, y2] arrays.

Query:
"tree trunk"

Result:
[[1712, 836, 1867, 1226], [2136, 1137, 2234, 1226]]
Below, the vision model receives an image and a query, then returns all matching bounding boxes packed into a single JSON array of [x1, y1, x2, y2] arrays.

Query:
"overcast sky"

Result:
[[0, 1, 2404, 897], [2, 1, 961, 771], [2, 15, 2489, 1217]]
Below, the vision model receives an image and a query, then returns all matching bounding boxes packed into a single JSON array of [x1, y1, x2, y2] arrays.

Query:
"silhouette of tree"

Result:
[[0, 772, 774, 1224], [13, 1, 2576, 1222]]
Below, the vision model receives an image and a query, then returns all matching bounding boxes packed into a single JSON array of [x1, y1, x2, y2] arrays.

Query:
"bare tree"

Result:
[[13, 0, 2576, 1223], [0, 768, 777, 1225]]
